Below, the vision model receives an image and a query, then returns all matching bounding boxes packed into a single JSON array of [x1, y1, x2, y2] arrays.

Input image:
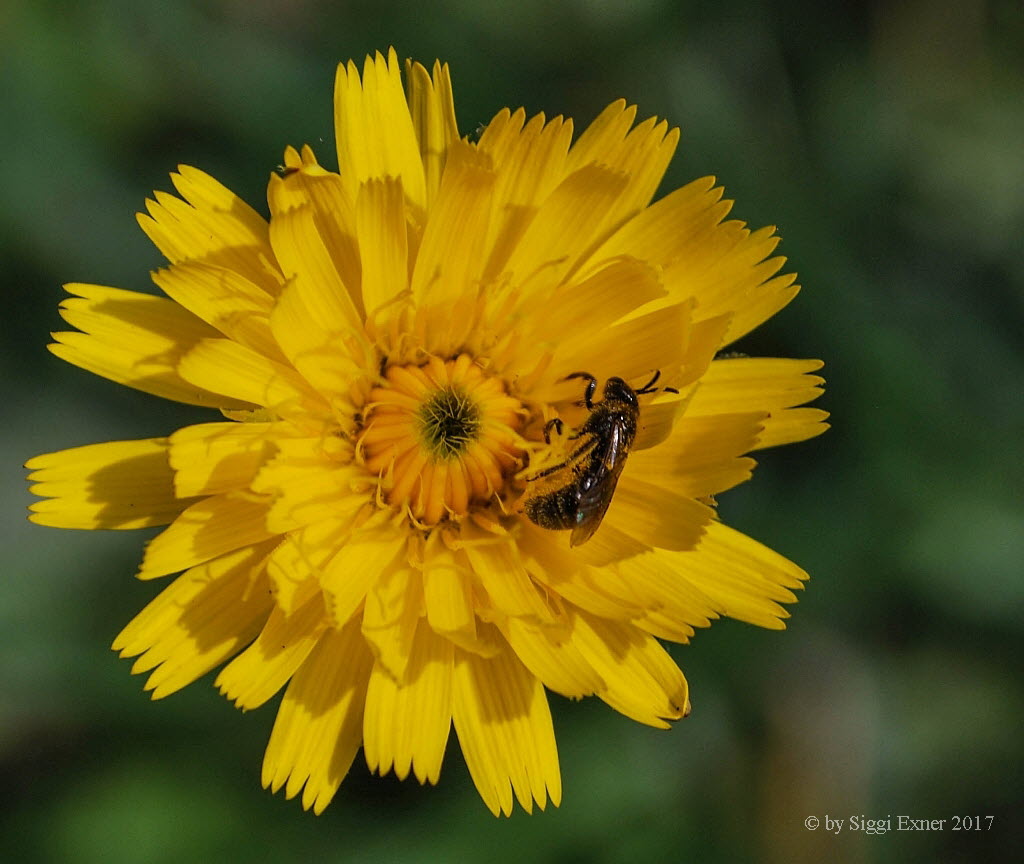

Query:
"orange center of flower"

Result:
[[357, 354, 525, 525]]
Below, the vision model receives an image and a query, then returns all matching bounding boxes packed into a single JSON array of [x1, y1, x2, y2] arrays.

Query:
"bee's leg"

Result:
[[637, 370, 661, 393], [528, 459, 570, 480], [542, 417, 564, 444], [562, 434, 598, 460], [636, 369, 679, 395], [564, 372, 598, 409], [526, 435, 598, 481]]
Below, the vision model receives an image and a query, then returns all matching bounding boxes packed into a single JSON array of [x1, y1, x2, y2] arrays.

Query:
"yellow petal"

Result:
[[268, 145, 319, 211], [409, 140, 495, 305], [579, 174, 721, 274], [604, 476, 713, 551], [361, 565, 421, 681], [516, 524, 640, 621], [724, 273, 799, 345], [264, 522, 341, 615], [216, 593, 328, 710], [525, 258, 666, 350], [422, 533, 486, 652], [268, 204, 362, 335], [268, 148, 362, 304], [632, 611, 700, 644], [501, 616, 604, 699], [571, 611, 689, 728], [609, 117, 679, 220], [171, 165, 269, 236], [459, 522, 555, 622], [632, 394, 691, 452], [168, 422, 278, 498], [405, 58, 459, 206], [564, 99, 636, 174], [138, 492, 277, 580], [557, 528, 716, 638], [269, 281, 369, 419], [250, 448, 365, 535], [585, 179, 729, 286], [690, 357, 824, 412], [319, 530, 407, 626], [676, 313, 733, 389], [51, 283, 247, 408], [628, 411, 764, 498], [27, 438, 186, 529], [152, 262, 282, 361], [686, 357, 828, 450], [363, 622, 453, 784], [451, 646, 561, 816], [177, 337, 328, 421], [612, 551, 722, 633], [583, 179, 800, 349], [477, 110, 574, 281], [532, 300, 690, 405], [113, 543, 275, 699], [266, 201, 370, 410], [663, 223, 796, 343], [566, 101, 679, 232], [334, 48, 426, 218], [356, 177, 409, 316], [653, 521, 807, 629], [573, 518, 651, 567], [501, 164, 628, 299], [138, 166, 282, 296], [261, 619, 373, 814], [756, 407, 831, 450]]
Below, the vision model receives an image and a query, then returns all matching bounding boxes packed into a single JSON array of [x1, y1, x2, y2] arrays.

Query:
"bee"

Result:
[[523, 371, 676, 546]]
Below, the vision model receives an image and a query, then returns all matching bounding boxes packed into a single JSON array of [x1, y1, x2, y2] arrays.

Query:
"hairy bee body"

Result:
[[524, 375, 644, 547]]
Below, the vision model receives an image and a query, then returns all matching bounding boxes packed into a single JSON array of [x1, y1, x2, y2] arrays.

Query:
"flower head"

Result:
[[27, 49, 827, 816]]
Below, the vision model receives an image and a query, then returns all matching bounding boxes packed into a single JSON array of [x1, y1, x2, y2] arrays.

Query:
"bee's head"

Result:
[[602, 377, 638, 409]]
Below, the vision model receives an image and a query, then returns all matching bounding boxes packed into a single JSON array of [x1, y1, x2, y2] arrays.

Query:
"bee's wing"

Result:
[[568, 426, 628, 547]]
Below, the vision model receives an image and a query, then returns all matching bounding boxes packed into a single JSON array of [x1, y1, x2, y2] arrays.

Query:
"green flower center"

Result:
[[417, 385, 481, 460]]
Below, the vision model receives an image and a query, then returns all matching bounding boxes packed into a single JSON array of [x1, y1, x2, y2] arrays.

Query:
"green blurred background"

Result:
[[4, 0, 1022, 861]]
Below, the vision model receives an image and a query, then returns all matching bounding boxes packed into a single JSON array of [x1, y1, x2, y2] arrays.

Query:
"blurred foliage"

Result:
[[3, 0, 1022, 862]]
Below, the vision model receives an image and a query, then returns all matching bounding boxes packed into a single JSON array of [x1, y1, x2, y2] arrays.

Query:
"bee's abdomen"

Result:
[[523, 484, 580, 531]]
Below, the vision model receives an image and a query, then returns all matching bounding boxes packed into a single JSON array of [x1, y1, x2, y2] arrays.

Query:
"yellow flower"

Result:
[[26, 49, 828, 816]]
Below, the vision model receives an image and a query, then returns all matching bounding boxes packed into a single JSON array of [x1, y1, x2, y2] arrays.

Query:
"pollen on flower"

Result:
[[357, 354, 525, 524]]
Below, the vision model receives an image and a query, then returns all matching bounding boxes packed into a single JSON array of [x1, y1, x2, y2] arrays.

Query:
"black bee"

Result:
[[523, 371, 676, 546]]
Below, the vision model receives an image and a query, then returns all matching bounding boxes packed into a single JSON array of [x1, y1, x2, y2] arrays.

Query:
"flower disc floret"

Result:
[[358, 354, 524, 525]]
